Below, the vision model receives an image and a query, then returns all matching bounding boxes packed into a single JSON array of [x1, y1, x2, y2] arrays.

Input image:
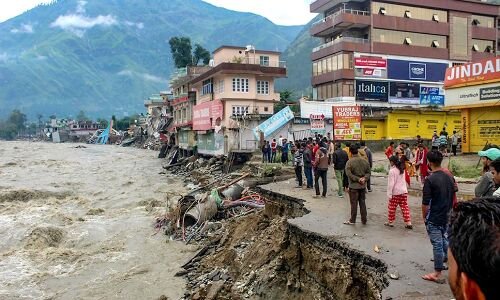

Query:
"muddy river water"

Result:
[[0, 141, 198, 300]]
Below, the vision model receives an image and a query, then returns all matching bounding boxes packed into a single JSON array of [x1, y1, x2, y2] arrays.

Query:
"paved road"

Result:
[[262, 172, 456, 299]]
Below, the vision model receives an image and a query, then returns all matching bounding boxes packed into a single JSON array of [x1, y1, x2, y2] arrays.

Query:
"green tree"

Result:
[[96, 118, 109, 128], [0, 121, 17, 140], [169, 37, 193, 68], [7, 109, 27, 130], [193, 43, 210, 65], [76, 110, 89, 121], [274, 90, 298, 114]]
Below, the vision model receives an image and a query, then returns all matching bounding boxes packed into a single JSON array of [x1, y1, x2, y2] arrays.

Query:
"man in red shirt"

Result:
[[385, 141, 395, 159], [271, 139, 277, 163]]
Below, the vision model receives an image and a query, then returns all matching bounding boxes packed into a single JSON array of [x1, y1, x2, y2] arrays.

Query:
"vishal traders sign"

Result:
[[333, 106, 361, 141], [445, 57, 500, 89], [355, 80, 389, 101], [253, 106, 294, 139]]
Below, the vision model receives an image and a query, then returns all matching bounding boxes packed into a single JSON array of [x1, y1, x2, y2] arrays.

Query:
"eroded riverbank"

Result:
[[0, 141, 197, 300]]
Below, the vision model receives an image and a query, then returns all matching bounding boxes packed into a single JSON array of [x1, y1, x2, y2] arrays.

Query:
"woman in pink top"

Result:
[[385, 156, 413, 229]]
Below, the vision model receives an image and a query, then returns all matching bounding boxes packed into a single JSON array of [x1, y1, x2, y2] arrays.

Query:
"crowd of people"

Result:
[[260, 131, 499, 296]]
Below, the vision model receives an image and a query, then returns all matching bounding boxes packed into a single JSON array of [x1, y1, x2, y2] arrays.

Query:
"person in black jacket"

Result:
[[303, 141, 314, 189], [360, 141, 373, 192], [331, 142, 349, 198]]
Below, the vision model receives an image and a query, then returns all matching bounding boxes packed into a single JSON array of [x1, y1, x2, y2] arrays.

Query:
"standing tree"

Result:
[[76, 110, 89, 121], [169, 37, 193, 68], [193, 43, 211, 65], [8, 109, 27, 130]]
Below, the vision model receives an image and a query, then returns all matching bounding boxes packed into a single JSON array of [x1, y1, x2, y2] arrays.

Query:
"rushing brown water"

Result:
[[0, 141, 197, 300]]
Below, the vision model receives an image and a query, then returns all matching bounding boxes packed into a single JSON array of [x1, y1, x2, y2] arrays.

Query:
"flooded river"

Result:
[[0, 141, 197, 300]]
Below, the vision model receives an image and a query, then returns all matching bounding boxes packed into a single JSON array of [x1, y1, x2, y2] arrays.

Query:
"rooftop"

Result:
[[213, 45, 281, 55]]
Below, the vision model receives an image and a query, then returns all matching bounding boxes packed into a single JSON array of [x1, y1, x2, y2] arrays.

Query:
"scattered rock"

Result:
[[389, 271, 400, 280], [86, 208, 105, 215]]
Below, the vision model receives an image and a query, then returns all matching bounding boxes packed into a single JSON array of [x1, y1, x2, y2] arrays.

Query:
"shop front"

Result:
[[444, 57, 500, 153]]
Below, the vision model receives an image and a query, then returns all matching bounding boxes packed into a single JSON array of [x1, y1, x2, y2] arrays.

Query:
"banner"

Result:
[[355, 80, 389, 101], [310, 114, 325, 135], [445, 57, 500, 88], [354, 54, 387, 78], [388, 59, 449, 82], [389, 82, 420, 104], [253, 106, 294, 139], [333, 106, 361, 141], [420, 86, 445, 105], [193, 100, 223, 131]]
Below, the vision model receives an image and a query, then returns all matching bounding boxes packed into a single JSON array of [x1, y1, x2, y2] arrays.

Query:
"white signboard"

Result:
[[445, 83, 500, 107]]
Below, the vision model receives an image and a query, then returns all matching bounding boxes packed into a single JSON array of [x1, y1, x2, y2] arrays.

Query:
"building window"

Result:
[[257, 80, 270, 95], [202, 79, 212, 95], [232, 78, 249, 92], [404, 10, 411, 18], [264, 107, 269, 112], [372, 2, 447, 23], [431, 40, 440, 48], [379, 7, 386, 15], [404, 37, 412, 45], [471, 19, 480, 26], [472, 44, 479, 52], [432, 14, 439, 22], [232, 106, 249, 116], [260, 56, 269, 66]]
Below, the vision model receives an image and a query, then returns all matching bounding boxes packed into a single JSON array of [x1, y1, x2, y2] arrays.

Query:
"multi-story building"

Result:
[[169, 66, 211, 152], [189, 46, 286, 155], [306, 0, 499, 140], [301, 0, 500, 140]]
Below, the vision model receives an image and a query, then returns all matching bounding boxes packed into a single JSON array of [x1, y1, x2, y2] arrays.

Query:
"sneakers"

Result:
[[338, 194, 344, 198]]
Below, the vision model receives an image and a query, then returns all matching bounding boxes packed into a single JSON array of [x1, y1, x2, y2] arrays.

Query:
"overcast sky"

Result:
[[0, 0, 316, 25]]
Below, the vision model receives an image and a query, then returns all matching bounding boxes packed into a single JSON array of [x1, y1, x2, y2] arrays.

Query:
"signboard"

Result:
[[445, 83, 500, 107], [420, 86, 445, 105], [389, 82, 420, 104], [354, 54, 387, 78], [388, 59, 449, 82], [293, 118, 310, 124], [253, 106, 294, 139], [445, 57, 500, 88], [355, 80, 389, 101], [332, 106, 361, 141], [193, 100, 223, 131], [310, 114, 325, 135]]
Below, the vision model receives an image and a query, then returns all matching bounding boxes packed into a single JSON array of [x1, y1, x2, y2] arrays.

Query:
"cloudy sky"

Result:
[[0, 0, 316, 25]]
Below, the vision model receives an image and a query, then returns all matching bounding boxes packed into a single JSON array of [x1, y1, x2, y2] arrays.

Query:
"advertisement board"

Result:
[[332, 106, 361, 141], [310, 114, 325, 135], [354, 54, 387, 78], [445, 83, 500, 107], [253, 106, 294, 139], [192, 100, 223, 131], [355, 80, 389, 101], [420, 86, 445, 105], [388, 59, 449, 82], [445, 57, 500, 88], [389, 82, 420, 104]]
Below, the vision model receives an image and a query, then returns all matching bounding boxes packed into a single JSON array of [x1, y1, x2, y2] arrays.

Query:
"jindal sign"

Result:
[[445, 57, 500, 88]]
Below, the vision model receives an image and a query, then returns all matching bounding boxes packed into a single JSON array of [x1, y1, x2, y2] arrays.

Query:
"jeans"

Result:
[[426, 222, 448, 271], [304, 166, 313, 188], [315, 169, 327, 196], [271, 152, 276, 163], [334, 169, 344, 196], [294, 166, 303, 186], [452, 145, 457, 156], [282, 152, 289, 164], [348, 189, 367, 224]]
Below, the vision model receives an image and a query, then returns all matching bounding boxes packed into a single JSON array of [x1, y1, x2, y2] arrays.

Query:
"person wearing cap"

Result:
[[475, 148, 500, 198]]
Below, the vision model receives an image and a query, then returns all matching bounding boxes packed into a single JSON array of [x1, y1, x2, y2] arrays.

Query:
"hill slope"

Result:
[[0, 0, 302, 118], [276, 17, 320, 99]]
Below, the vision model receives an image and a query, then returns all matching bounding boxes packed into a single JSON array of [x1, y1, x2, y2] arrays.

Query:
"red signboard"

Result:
[[355, 57, 387, 69], [444, 57, 500, 89], [333, 106, 362, 141], [193, 100, 223, 131]]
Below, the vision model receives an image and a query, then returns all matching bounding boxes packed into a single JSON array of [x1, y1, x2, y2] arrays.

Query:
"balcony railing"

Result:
[[313, 37, 369, 52], [312, 8, 370, 26], [216, 57, 286, 68]]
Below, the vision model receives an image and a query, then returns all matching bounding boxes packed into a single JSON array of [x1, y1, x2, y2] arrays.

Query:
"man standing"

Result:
[[313, 145, 329, 197], [451, 131, 459, 156], [360, 141, 373, 192], [293, 143, 304, 188], [447, 198, 499, 299], [331, 142, 348, 198], [422, 150, 455, 283], [270, 139, 277, 163], [303, 141, 314, 189], [344, 145, 371, 225]]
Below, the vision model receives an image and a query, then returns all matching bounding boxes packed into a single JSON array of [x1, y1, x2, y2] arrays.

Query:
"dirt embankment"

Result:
[[180, 190, 388, 300]]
